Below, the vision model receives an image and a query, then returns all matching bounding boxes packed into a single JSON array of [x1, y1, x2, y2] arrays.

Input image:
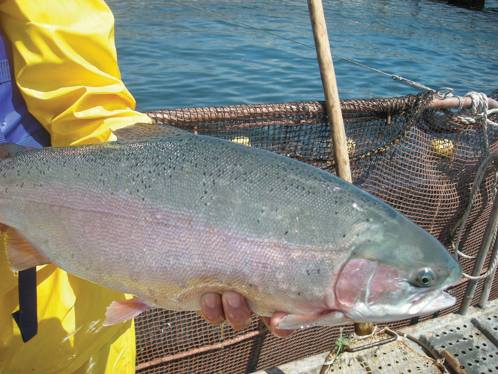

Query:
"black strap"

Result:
[[12, 268, 38, 342]]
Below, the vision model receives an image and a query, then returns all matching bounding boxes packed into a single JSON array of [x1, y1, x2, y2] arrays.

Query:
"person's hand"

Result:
[[199, 291, 295, 338]]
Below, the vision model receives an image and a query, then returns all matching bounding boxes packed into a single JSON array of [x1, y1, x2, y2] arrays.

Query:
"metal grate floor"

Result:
[[414, 305, 498, 374], [251, 299, 498, 374]]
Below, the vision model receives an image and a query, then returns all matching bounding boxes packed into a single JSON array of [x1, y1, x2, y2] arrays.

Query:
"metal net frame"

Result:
[[134, 90, 498, 373]]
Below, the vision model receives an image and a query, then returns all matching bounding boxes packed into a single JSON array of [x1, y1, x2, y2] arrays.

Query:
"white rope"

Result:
[[456, 91, 498, 128], [471, 246, 498, 281], [458, 92, 498, 196]]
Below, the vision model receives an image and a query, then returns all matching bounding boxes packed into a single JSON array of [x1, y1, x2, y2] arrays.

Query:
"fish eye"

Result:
[[414, 268, 436, 287]]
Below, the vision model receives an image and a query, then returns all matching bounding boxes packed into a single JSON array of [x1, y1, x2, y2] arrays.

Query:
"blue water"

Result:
[[107, 0, 498, 112]]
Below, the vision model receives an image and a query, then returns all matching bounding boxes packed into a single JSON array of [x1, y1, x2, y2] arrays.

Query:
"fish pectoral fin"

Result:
[[277, 311, 350, 330], [4, 227, 50, 271], [103, 298, 151, 326], [112, 123, 190, 144]]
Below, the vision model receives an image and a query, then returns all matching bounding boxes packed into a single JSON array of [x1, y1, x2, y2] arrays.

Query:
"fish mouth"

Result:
[[407, 290, 456, 316], [335, 289, 457, 324]]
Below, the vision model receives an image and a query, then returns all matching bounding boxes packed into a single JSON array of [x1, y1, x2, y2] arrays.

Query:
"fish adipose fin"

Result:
[[4, 227, 50, 271], [277, 311, 350, 330], [112, 123, 190, 144], [103, 298, 151, 326]]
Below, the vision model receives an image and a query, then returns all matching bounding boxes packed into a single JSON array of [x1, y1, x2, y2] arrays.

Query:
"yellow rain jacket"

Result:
[[0, 0, 151, 372]]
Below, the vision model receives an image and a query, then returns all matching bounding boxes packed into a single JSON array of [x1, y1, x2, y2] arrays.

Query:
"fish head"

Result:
[[331, 203, 462, 323]]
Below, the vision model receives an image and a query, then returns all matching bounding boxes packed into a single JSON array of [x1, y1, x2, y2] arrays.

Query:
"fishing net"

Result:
[[135, 90, 498, 373]]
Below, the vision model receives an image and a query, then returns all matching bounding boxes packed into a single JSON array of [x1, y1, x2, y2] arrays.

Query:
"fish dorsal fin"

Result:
[[112, 123, 190, 144], [4, 227, 50, 271], [0, 143, 30, 159]]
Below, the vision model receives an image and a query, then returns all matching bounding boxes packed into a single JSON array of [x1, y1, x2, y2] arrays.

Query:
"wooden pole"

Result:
[[307, 0, 372, 335], [307, 0, 351, 183]]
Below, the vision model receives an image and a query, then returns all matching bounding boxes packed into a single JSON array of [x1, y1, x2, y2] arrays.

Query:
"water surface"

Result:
[[107, 0, 498, 111]]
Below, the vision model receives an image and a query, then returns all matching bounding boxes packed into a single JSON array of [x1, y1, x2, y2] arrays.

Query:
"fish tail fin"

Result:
[[4, 227, 50, 271], [103, 298, 151, 326], [0, 143, 31, 160]]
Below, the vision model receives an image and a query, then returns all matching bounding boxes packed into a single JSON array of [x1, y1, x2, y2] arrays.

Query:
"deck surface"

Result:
[[251, 299, 498, 374]]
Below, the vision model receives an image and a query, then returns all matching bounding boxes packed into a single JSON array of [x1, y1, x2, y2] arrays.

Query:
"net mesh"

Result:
[[135, 90, 498, 373]]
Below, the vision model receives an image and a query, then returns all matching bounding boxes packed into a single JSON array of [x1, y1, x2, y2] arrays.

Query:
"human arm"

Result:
[[0, 0, 150, 146]]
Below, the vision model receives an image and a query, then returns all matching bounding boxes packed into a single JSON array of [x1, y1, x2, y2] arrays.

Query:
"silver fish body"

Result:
[[0, 124, 461, 328]]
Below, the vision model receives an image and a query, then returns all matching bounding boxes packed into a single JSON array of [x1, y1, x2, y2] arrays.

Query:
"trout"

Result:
[[0, 124, 461, 329]]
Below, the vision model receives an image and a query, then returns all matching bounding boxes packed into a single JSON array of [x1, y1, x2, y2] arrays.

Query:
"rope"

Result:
[[173, 0, 435, 92], [466, 240, 498, 281], [456, 92, 498, 127], [448, 91, 498, 280]]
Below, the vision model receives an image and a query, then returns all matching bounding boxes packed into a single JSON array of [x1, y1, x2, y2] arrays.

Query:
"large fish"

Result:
[[0, 123, 461, 329]]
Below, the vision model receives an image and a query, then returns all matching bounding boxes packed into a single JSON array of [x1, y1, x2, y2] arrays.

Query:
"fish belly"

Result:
[[0, 181, 333, 317]]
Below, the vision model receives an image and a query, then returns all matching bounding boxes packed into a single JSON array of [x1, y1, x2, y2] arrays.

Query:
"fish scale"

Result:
[[0, 123, 461, 329]]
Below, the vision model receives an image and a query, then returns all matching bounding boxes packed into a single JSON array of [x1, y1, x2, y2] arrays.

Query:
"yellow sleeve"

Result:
[[0, 0, 151, 146]]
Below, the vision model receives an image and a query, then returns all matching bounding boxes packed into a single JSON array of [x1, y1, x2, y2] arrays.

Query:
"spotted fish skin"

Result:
[[0, 124, 461, 328]]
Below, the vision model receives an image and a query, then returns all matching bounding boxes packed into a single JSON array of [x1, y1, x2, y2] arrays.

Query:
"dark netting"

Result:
[[135, 91, 498, 373]]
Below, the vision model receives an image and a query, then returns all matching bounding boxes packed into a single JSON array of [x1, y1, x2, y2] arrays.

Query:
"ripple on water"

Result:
[[108, 0, 498, 111]]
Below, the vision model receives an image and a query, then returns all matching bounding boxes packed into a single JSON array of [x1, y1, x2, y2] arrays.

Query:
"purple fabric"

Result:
[[0, 29, 50, 148]]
